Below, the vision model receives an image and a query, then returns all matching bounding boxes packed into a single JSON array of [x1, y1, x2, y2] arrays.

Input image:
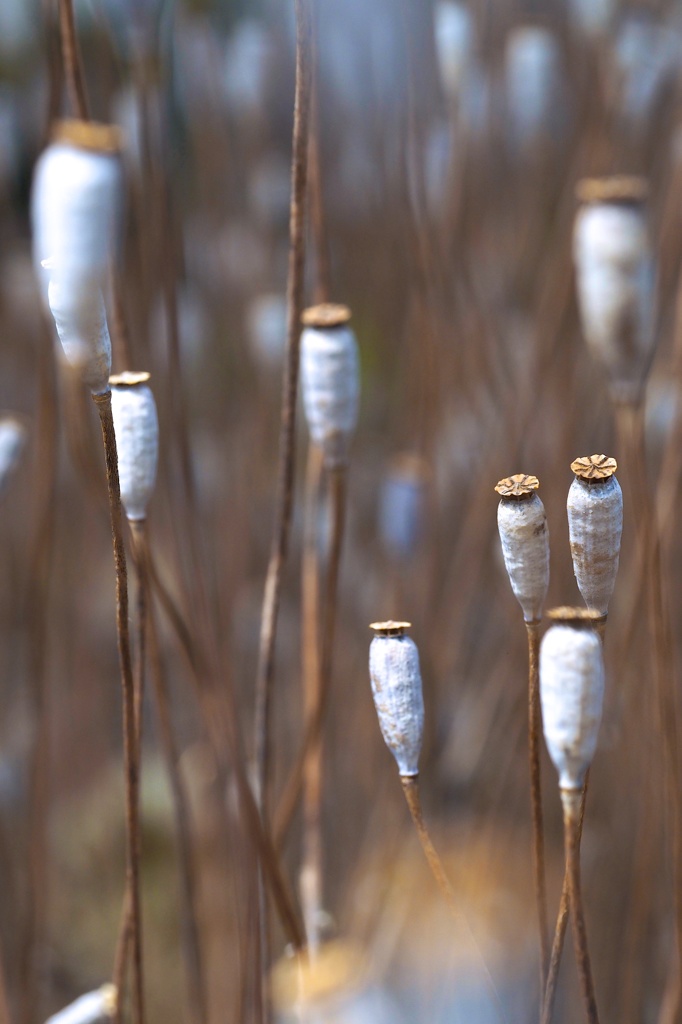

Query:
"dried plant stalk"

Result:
[[526, 620, 549, 989]]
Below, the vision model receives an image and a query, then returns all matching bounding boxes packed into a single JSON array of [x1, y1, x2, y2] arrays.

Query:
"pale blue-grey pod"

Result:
[[47, 276, 112, 395], [573, 177, 655, 404], [495, 474, 549, 623], [31, 121, 123, 299], [0, 416, 27, 498], [300, 304, 360, 468], [379, 455, 428, 562], [369, 622, 424, 777], [433, 1, 475, 107], [567, 456, 622, 617], [504, 26, 561, 147], [110, 373, 159, 522], [45, 985, 117, 1024], [540, 609, 605, 792]]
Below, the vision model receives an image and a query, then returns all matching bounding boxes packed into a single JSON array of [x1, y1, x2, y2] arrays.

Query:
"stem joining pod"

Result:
[[495, 473, 549, 623], [567, 455, 622, 618], [45, 985, 117, 1024]]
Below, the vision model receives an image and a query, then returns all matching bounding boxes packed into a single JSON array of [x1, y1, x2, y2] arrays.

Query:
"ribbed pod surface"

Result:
[[567, 474, 622, 615], [369, 632, 424, 776], [110, 377, 159, 521], [497, 493, 550, 622]]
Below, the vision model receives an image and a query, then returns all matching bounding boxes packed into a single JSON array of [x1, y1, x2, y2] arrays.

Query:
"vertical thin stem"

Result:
[[132, 522, 207, 1024], [526, 620, 549, 995], [253, 0, 313, 814], [300, 444, 324, 949], [400, 776, 507, 1024], [57, 0, 89, 119], [92, 391, 145, 1024], [542, 775, 589, 1024], [562, 791, 600, 1024]]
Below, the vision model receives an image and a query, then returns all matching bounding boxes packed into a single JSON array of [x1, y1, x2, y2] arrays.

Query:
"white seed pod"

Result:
[[567, 455, 622, 616], [504, 26, 561, 147], [540, 609, 605, 791], [369, 622, 424, 777], [0, 415, 27, 498], [379, 454, 428, 562], [110, 372, 159, 521], [300, 304, 360, 468], [45, 985, 117, 1024], [573, 178, 656, 404], [47, 276, 112, 395], [495, 474, 549, 623], [32, 121, 123, 297], [433, 1, 475, 107]]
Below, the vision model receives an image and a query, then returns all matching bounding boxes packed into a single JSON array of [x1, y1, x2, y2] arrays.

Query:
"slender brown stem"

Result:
[[562, 790, 600, 1024], [400, 776, 507, 1024], [132, 522, 207, 1024], [57, 0, 90, 119], [253, 0, 313, 813], [300, 444, 324, 949], [526, 620, 549, 994], [92, 391, 145, 1024], [542, 774, 589, 1024]]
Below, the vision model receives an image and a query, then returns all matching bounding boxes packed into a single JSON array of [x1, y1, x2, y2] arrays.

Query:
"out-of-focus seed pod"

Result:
[[540, 608, 605, 794], [369, 621, 424, 777], [433, 1, 475, 107], [379, 454, 429, 562], [567, 455, 622, 617], [573, 176, 656, 405], [504, 27, 561, 148], [272, 941, 396, 1024], [247, 293, 287, 372], [495, 474, 550, 624], [300, 304, 360, 469], [48, 276, 112, 395], [32, 121, 123, 295], [45, 985, 117, 1024], [110, 372, 159, 522], [0, 415, 27, 498]]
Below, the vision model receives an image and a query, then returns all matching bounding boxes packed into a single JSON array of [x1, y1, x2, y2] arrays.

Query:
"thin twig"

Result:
[[57, 0, 89, 119], [92, 391, 145, 1024], [542, 774, 589, 1024], [526, 620, 549, 995], [562, 791, 600, 1024], [400, 776, 508, 1024]]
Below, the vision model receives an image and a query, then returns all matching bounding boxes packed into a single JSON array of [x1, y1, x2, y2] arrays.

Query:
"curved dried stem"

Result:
[[542, 774, 589, 1024], [526, 620, 549, 993], [92, 391, 145, 1024], [562, 791, 600, 1024], [400, 776, 508, 1024]]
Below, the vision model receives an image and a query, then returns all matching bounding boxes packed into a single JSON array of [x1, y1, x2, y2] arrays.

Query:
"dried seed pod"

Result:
[[47, 276, 112, 395], [32, 120, 123, 294], [433, 1, 475, 107], [369, 622, 424, 777], [540, 608, 605, 792], [379, 454, 429, 562], [495, 474, 549, 623], [567, 455, 622, 616], [110, 372, 159, 522], [300, 304, 360, 469], [45, 985, 117, 1024], [504, 26, 561, 147], [0, 415, 27, 497], [573, 177, 656, 404]]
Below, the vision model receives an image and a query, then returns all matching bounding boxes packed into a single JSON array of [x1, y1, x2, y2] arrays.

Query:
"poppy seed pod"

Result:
[[379, 454, 429, 562], [0, 415, 27, 497], [110, 373, 159, 522], [573, 177, 656, 404], [32, 121, 123, 295], [433, 1, 475, 107], [495, 474, 550, 623], [369, 622, 424, 777], [48, 277, 112, 395], [567, 455, 622, 617], [45, 985, 117, 1024], [300, 304, 360, 469], [504, 26, 561, 147], [540, 608, 605, 792]]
